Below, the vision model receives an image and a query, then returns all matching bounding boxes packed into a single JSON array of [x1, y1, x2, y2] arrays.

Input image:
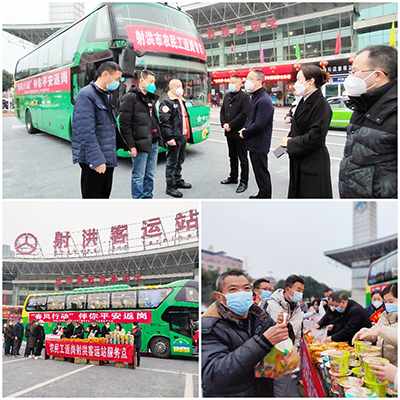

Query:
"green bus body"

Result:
[[21, 279, 199, 358], [14, 3, 210, 156], [366, 250, 397, 305]]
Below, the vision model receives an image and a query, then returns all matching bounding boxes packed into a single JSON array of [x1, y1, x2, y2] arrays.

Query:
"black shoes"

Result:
[[221, 177, 237, 184], [176, 181, 192, 189], [236, 183, 248, 193], [249, 194, 262, 199], [166, 186, 183, 198]]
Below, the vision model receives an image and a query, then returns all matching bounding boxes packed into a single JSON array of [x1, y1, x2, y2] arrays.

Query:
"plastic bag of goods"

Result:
[[254, 338, 300, 378]]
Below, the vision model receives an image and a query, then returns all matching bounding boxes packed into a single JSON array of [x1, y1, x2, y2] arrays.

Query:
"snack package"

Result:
[[254, 338, 300, 379]]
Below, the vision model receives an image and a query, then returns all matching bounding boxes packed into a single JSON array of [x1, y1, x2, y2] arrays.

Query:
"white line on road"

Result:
[[3, 357, 31, 364], [137, 366, 199, 376], [184, 373, 194, 398], [5, 364, 94, 398]]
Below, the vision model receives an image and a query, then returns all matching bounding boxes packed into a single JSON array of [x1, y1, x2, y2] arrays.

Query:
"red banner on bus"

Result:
[[126, 26, 206, 61], [15, 67, 70, 96], [45, 340, 134, 363], [29, 310, 152, 324]]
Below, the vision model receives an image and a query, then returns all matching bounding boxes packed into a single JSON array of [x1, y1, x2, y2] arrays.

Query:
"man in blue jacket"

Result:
[[72, 61, 123, 198], [239, 70, 274, 199]]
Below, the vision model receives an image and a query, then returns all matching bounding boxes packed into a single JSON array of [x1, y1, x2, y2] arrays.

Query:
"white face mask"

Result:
[[245, 80, 255, 92], [294, 80, 309, 96], [372, 300, 383, 309], [330, 306, 336, 312], [175, 87, 184, 97], [343, 71, 378, 97]]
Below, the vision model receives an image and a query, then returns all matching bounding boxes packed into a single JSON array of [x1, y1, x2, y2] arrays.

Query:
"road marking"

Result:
[[184, 373, 194, 398], [138, 366, 198, 376], [5, 364, 94, 398], [3, 358, 31, 364]]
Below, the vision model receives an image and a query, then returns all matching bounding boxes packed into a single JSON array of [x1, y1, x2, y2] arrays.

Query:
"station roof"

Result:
[[324, 234, 398, 268], [3, 23, 67, 46]]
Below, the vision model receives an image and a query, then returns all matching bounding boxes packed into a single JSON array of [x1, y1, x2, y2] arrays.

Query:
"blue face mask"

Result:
[[223, 291, 253, 316], [228, 83, 237, 92], [385, 303, 398, 314], [336, 306, 345, 313], [141, 73, 156, 94], [106, 73, 120, 91], [289, 290, 303, 303], [260, 290, 272, 300]]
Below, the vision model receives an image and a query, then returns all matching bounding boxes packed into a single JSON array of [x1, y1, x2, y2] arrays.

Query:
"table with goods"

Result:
[[44, 333, 137, 368], [302, 329, 397, 398]]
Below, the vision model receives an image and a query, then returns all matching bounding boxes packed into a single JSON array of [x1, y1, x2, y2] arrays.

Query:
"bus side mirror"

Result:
[[109, 39, 145, 78]]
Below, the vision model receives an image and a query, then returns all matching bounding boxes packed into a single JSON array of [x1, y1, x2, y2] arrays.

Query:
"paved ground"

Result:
[[2, 343, 199, 398], [2, 107, 345, 199]]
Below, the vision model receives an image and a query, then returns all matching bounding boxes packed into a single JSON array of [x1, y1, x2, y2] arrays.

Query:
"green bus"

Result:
[[22, 279, 199, 358], [14, 2, 210, 155], [366, 250, 397, 305]]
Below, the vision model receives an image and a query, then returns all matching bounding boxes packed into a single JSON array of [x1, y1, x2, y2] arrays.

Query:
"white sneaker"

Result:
[[34, 356, 38, 360], [28, 355, 33, 358]]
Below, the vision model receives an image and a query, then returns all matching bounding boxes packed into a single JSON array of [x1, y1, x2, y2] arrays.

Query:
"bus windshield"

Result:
[[368, 251, 398, 286]]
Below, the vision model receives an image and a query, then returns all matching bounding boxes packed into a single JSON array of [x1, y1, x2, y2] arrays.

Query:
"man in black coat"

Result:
[[131, 321, 142, 367], [202, 270, 290, 397], [314, 293, 343, 337], [119, 70, 162, 199], [239, 70, 274, 199], [33, 320, 45, 359], [339, 45, 397, 198], [159, 79, 193, 198], [13, 318, 24, 356], [62, 318, 75, 339], [324, 293, 371, 345], [220, 74, 251, 193]]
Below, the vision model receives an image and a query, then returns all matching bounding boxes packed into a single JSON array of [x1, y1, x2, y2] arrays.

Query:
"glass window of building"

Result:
[[66, 294, 87, 310], [138, 288, 172, 308], [322, 14, 339, 32], [288, 21, 304, 37], [111, 291, 137, 308], [340, 12, 351, 28], [305, 18, 321, 35], [47, 295, 66, 311], [87, 292, 110, 309], [26, 296, 47, 312]]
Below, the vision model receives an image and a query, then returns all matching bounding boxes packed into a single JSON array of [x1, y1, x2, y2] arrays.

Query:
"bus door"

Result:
[[169, 311, 193, 356]]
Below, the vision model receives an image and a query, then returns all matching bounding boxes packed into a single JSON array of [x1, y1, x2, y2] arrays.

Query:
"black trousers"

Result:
[[136, 346, 141, 366], [249, 152, 272, 198], [227, 138, 249, 184], [34, 341, 44, 357], [165, 135, 187, 186], [80, 163, 114, 199], [13, 338, 22, 355]]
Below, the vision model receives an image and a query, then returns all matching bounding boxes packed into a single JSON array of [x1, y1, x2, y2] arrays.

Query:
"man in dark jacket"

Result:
[[159, 79, 193, 198], [33, 320, 45, 359], [62, 318, 75, 339], [131, 321, 142, 367], [324, 293, 371, 344], [339, 45, 397, 198], [239, 70, 274, 199], [13, 318, 24, 357], [119, 70, 162, 199], [220, 74, 251, 193], [202, 270, 290, 397], [72, 61, 123, 199], [314, 293, 343, 337], [24, 320, 32, 357], [4, 321, 14, 356], [86, 320, 101, 338]]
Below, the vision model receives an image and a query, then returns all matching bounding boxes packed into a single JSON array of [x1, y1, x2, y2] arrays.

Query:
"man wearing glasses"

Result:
[[339, 45, 397, 198]]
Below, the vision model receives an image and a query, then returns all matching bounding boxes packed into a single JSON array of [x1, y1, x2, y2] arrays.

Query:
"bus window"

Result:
[[138, 288, 172, 308], [87, 292, 110, 309], [368, 259, 386, 285], [26, 296, 47, 312], [86, 6, 112, 42], [175, 286, 199, 303], [111, 291, 137, 309], [62, 18, 88, 65], [37, 43, 50, 74], [48, 34, 64, 69], [47, 295, 66, 311], [385, 252, 398, 281], [66, 294, 87, 310]]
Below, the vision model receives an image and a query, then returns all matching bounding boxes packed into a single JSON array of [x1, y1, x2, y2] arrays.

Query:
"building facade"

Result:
[[201, 249, 243, 273], [49, 2, 85, 23]]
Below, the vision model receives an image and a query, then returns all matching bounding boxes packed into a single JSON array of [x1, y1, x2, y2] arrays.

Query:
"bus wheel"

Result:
[[26, 110, 38, 134], [149, 337, 171, 358]]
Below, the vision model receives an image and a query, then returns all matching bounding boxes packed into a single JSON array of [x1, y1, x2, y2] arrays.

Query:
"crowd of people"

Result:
[[201, 270, 398, 397], [3, 319, 142, 365], [71, 44, 397, 199]]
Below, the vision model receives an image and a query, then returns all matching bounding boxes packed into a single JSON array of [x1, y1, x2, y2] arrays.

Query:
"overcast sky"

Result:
[[201, 201, 398, 290], [3, 200, 199, 257]]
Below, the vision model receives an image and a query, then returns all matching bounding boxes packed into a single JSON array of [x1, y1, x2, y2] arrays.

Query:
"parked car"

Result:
[[327, 96, 353, 128]]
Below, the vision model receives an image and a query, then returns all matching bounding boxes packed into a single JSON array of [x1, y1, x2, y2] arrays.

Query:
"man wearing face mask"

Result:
[[253, 278, 272, 306], [159, 79, 193, 198], [324, 293, 371, 345], [239, 70, 274, 199], [220, 74, 251, 193], [314, 292, 343, 337], [202, 270, 291, 397], [119, 70, 162, 199], [72, 61, 124, 198], [261, 275, 305, 397], [339, 45, 397, 198]]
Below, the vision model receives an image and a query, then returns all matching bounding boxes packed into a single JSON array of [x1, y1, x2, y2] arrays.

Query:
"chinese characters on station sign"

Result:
[[15, 67, 70, 96], [110, 225, 128, 253], [126, 26, 206, 61], [175, 209, 199, 244], [205, 17, 278, 40], [29, 310, 151, 324], [54, 274, 142, 286], [141, 217, 166, 249]]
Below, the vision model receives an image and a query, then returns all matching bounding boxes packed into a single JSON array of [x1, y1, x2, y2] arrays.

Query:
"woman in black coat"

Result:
[[33, 320, 45, 358], [280, 65, 333, 198], [72, 322, 85, 339]]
